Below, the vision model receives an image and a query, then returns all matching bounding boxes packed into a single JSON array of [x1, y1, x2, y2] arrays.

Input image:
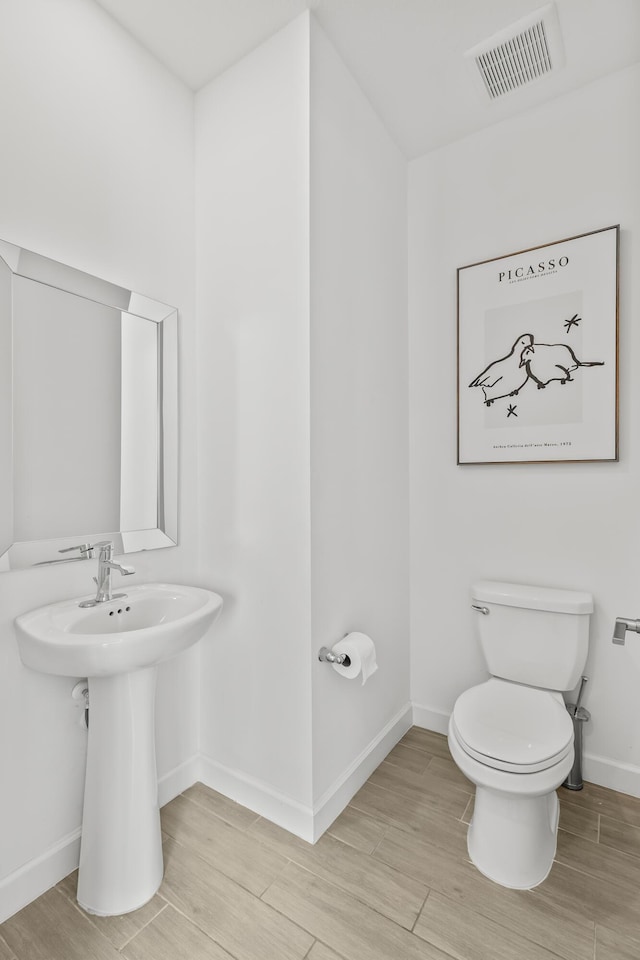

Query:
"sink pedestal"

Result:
[[15, 583, 224, 916], [77, 666, 163, 916]]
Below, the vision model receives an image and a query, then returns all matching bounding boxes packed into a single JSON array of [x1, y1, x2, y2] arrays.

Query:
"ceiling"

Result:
[[94, 0, 640, 158]]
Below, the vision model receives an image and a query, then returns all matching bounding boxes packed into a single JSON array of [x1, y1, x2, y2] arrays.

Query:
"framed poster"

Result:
[[457, 225, 619, 465]]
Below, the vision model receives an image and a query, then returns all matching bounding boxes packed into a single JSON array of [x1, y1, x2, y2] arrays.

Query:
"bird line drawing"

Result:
[[519, 342, 604, 389], [468, 322, 604, 411], [467, 333, 533, 407]]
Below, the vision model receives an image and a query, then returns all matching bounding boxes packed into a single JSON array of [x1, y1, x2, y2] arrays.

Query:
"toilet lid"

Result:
[[452, 679, 574, 772]]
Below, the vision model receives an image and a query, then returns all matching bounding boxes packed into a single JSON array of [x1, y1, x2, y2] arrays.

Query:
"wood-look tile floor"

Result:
[[2, 727, 640, 960]]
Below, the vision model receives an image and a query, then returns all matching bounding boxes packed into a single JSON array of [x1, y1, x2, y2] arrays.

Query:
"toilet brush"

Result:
[[572, 675, 588, 716], [563, 676, 590, 790]]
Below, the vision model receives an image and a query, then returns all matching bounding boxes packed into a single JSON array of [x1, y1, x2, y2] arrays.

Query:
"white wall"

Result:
[[0, 260, 13, 562], [309, 20, 410, 810], [0, 0, 197, 918], [195, 14, 411, 837], [195, 15, 314, 818], [409, 64, 640, 795]]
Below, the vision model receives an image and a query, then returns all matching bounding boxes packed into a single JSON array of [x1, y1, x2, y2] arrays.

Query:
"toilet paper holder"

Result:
[[318, 646, 351, 667]]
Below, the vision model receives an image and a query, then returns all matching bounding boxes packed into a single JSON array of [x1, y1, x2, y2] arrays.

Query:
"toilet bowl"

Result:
[[448, 677, 575, 888], [447, 581, 593, 890]]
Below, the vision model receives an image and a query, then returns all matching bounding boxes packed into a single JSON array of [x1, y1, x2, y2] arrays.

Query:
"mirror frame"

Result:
[[0, 239, 178, 570]]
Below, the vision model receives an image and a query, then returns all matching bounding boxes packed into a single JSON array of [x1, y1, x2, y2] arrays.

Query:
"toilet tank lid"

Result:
[[472, 581, 593, 614]]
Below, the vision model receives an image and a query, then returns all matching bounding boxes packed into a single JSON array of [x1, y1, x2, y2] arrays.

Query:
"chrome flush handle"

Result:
[[471, 604, 489, 615]]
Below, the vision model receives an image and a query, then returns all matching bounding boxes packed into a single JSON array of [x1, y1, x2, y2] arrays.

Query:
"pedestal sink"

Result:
[[15, 583, 223, 916]]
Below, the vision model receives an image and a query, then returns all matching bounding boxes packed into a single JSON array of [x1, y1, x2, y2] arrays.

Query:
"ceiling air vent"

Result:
[[464, 3, 565, 100]]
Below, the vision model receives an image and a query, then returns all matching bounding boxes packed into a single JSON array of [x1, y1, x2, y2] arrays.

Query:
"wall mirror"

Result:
[[0, 240, 178, 571]]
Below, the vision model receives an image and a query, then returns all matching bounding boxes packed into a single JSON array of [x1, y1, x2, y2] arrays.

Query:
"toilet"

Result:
[[448, 580, 593, 890]]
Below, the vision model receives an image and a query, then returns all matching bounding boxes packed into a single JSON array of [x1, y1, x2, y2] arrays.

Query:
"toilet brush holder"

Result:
[[563, 703, 590, 791]]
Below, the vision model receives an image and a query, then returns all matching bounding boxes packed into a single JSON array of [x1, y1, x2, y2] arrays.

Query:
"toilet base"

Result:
[[468, 785, 559, 889], [448, 716, 573, 891]]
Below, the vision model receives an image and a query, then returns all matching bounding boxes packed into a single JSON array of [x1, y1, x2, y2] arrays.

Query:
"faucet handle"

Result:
[[94, 541, 114, 560], [58, 543, 95, 558]]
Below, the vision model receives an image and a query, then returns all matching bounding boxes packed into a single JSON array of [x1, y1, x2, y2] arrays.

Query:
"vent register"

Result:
[[464, 3, 565, 100]]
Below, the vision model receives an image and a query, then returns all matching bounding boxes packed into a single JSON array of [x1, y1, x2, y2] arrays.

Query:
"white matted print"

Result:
[[457, 225, 619, 464]]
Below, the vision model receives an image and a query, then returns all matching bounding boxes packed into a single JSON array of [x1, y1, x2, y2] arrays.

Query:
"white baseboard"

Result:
[[200, 702, 413, 844], [311, 702, 413, 841], [199, 754, 315, 841], [158, 755, 201, 808], [0, 828, 81, 924], [583, 752, 640, 798], [411, 702, 450, 736]]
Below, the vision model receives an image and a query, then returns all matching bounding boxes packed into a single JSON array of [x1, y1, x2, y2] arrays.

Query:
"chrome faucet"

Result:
[[78, 541, 135, 608]]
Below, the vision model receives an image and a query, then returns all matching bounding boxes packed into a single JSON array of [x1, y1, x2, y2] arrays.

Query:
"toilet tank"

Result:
[[472, 581, 593, 690]]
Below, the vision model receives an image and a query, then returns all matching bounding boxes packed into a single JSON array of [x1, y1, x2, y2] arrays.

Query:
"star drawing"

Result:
[[507, 404, 517, 418], [564, 313, 580, 333]]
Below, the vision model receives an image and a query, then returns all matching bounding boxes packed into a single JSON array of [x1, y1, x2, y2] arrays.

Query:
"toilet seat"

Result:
[[452, 678, 574, 774]]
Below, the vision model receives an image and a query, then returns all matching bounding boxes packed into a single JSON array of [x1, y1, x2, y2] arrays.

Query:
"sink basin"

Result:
[[15, 582, 223, 917], [15, 582, 222, 677]]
